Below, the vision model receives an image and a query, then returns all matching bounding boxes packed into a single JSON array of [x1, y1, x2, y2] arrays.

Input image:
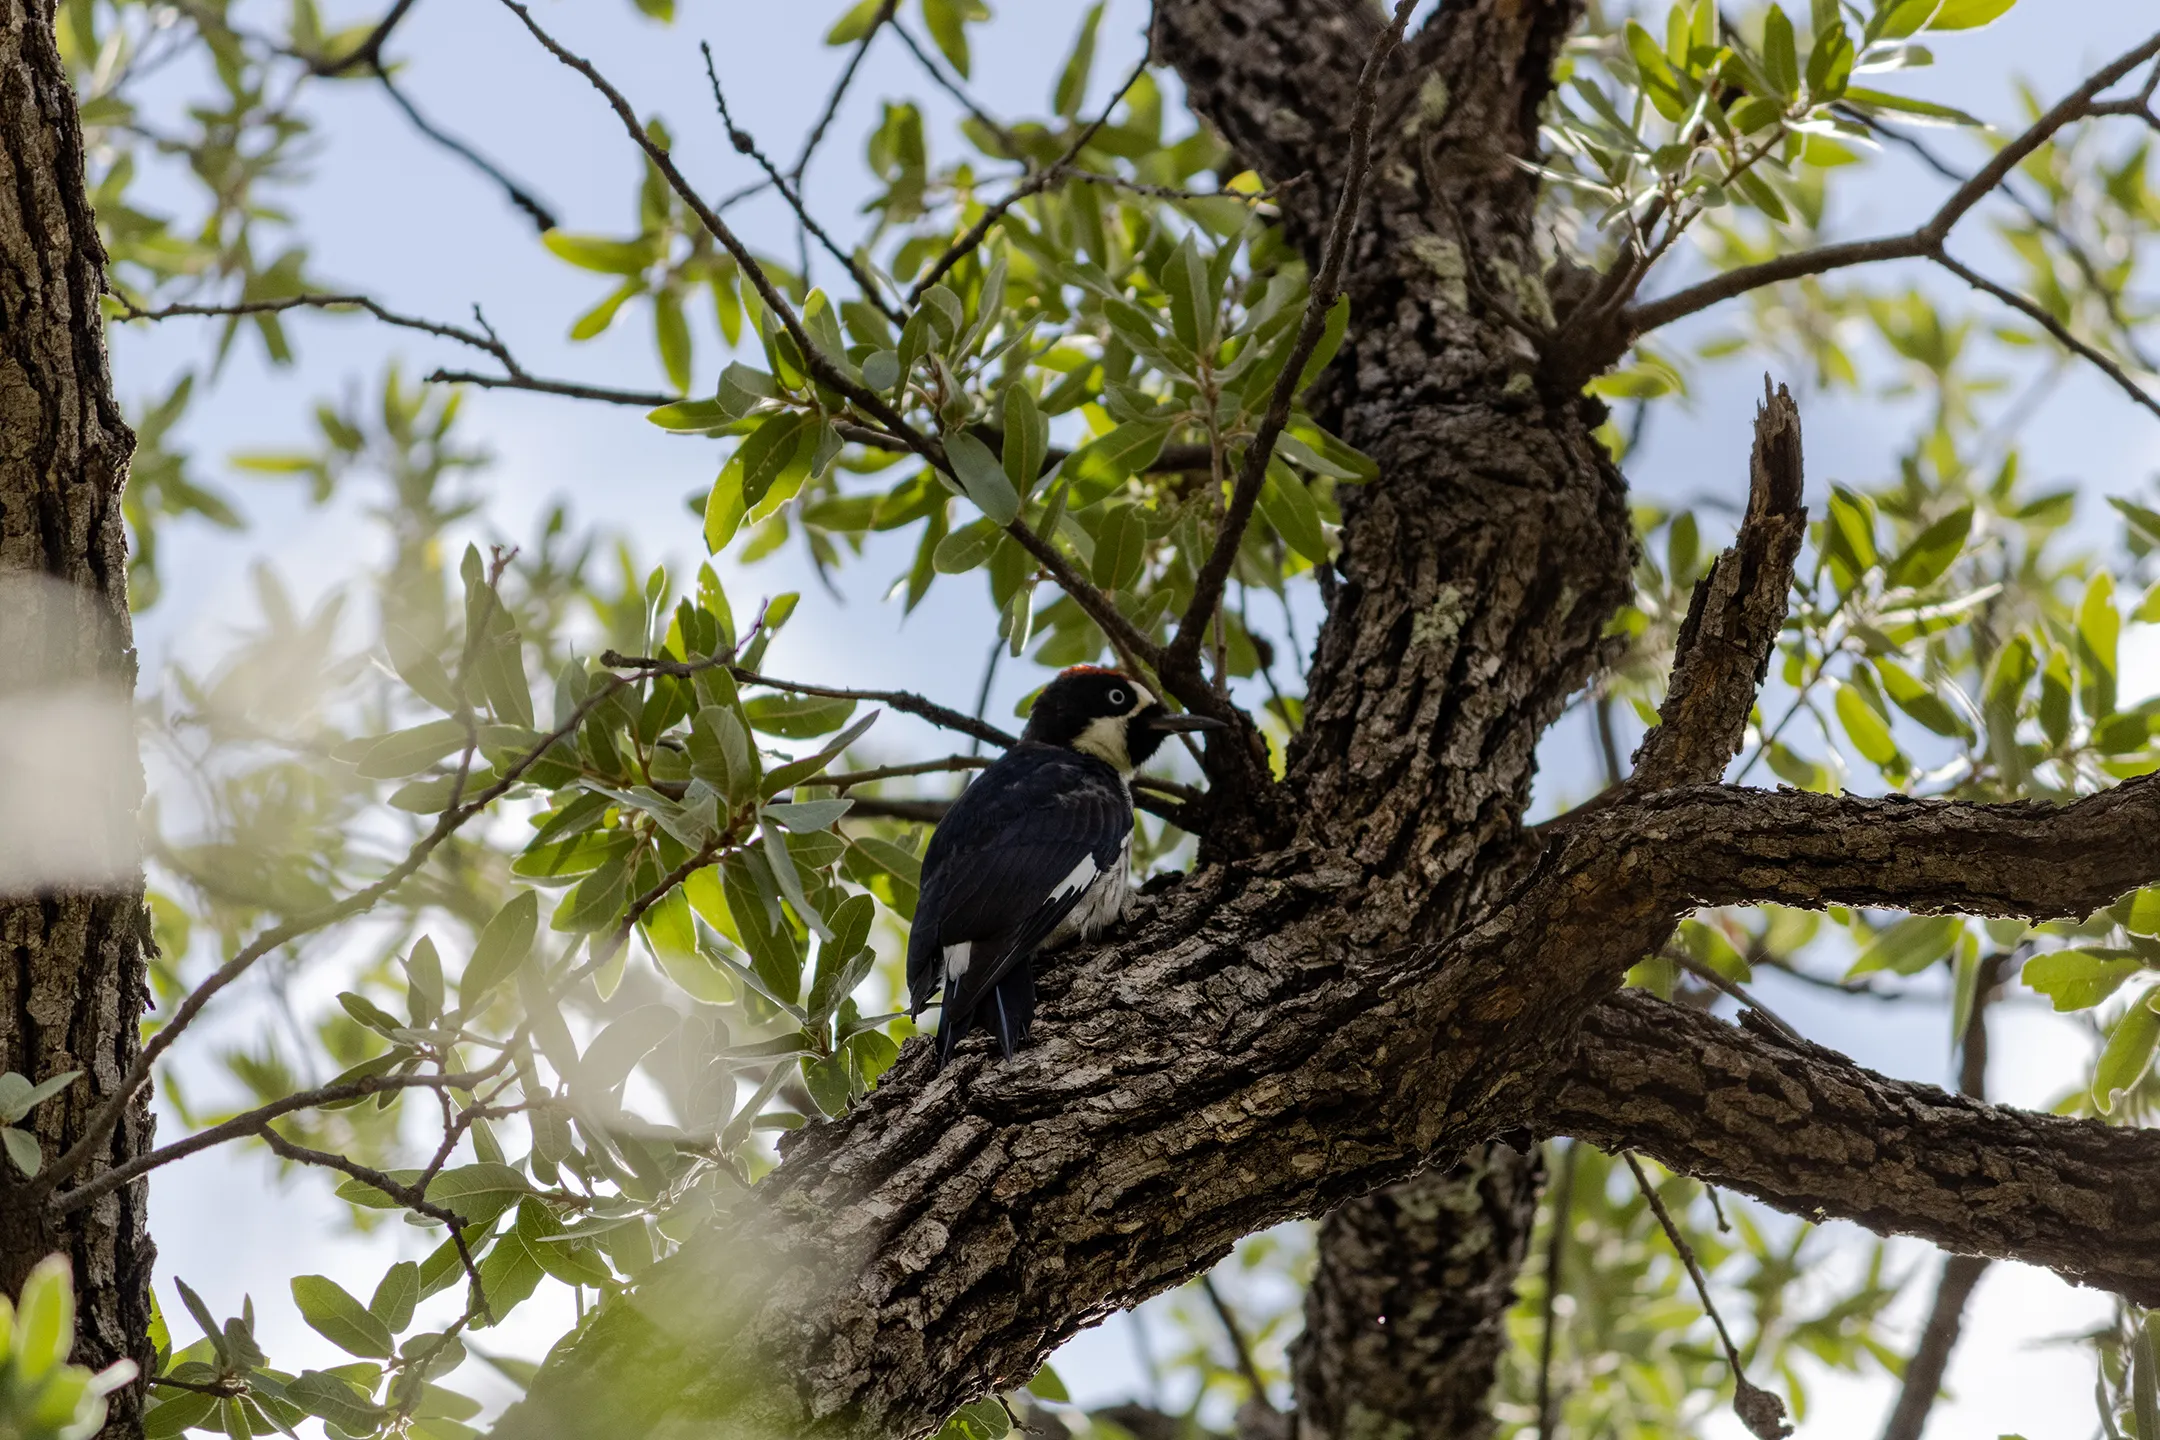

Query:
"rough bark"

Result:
[[1552, 990, 2160, 1305], [1289, 1146, 1539, 1440], [0, 0, 155, 1429], [485, 3, 2160, 1437]]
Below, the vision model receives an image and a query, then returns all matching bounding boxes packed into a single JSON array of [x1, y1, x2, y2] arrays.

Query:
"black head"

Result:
[[1022, 667, 1227, 771]]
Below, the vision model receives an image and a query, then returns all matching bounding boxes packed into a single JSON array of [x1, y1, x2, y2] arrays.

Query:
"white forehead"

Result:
[[1123, 681, 1156, 711]]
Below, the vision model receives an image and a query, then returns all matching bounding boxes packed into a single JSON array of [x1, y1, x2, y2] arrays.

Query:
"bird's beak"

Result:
[[1146, 711, 1231, 733]]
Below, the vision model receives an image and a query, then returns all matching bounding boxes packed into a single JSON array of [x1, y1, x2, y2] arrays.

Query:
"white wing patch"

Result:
[[1049, 854, 1100, 901], [943, 941, 972, 989]]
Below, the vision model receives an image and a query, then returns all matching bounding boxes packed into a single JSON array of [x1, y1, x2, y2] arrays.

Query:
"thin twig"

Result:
[[889, 20, 1019, 158], [255, 1126, 494, 1324], [309, 0, 417, 74], [1199, 1277, 1277, 1416], [1535, 1140, 1579, 1440], [1623, 1152, 1791, 1439], [1932, 251, 2160, 423], [115, 292, 508, 359], [1164, 0, 1419, 689], [788, 0, 895, 185], [906, 50, 1152, 303], [827, 755, 991, 789], [1665, 950, 1802, 1042], [425, 368, 674, 407], [701, 43, 903, 324], [374, 64, 558, 232], [50, 1061, 506, 1212], [1622, 31, 2160, 337]]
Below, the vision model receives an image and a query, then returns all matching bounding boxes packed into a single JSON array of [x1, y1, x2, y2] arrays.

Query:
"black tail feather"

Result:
[[932, 965, 1037, 1071]]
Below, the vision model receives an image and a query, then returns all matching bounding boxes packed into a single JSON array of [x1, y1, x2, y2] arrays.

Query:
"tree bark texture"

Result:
[[1288, 1146, 1539, 1440], [0, 0, 154, 1430], [491, 3, 2160, 1437]]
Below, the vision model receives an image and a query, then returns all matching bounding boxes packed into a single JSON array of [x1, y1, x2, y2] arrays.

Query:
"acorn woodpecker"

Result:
[[906, 666, 1225, 1069]]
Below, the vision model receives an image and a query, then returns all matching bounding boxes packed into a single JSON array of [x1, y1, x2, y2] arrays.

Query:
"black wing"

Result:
[[904, 744, 1130, 1064]]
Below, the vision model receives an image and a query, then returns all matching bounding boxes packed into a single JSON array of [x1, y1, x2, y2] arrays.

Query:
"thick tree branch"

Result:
[[1554, 990, 2160, 1306], [1628, 379, 1805, 791], [1618, 31, 2160, 337]]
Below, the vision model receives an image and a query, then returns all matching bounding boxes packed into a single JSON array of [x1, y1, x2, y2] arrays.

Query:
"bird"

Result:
[[906, 666, 1226, 1070]]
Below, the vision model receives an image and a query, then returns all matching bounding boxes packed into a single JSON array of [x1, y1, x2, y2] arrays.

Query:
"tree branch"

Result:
[[1931, 250, 2160, 423], [1163, 0, 1419, 690], [1619, 31, 2160, 337], [1551, 991, 2160, 1306], [373, 64, 559, 233], [1627, 378, 1805, 791]]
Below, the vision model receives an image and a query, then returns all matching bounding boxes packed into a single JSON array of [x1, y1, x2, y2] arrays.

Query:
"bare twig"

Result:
[[906, 50, 1152, 303], [50, 1061, 507, 1212], [115, 291, 508, 358], [1621, 31, 2160, 337], [424, 368, 674, 407], [1164, 0, 1419, 690], [1933, 251, 2160, 423], [701, 43, 902, 324], [825, 755, 990, 789], [723, 664, 1020, 750], [1664, 950, 1801, 1043], [888, 19, 1019, 158], [1535, 1140, 1579, 1440], [1199, 1277, 1277, 1416], [1622, 1152, 1792, 1439], [374, 65, 558, 232], [788, 0, 895, 186], [255, 1126, 494, 1323]]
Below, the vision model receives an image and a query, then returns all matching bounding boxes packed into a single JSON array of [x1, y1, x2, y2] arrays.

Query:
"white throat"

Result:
[[1066, 679, 1155, 774]]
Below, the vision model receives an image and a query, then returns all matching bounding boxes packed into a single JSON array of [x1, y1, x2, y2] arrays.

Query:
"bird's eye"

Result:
[[1107, 688, 1127, 707]]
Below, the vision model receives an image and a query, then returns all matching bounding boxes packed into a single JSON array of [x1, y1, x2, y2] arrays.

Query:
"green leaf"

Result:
[[515, 1199, 611, 1288], [2135, 1311, 2160, 1440], [2093, 988, 2160, 1113], [0, 1067, 80, 1124], [460, 890, 539, 1008], [763, 799, 854, 831], [1763, 4, 1799, 96], [1834, 682, 1900, 767], [2117, 888, 2160, 937], [1848, 914, 1961, 977], [645, 398, 735, 434], [737, 411, 813, 510], [424, 1163, 534, 1229], [762, 711, 879, 794], [654, 288, 691, 393], [1873, 658, 1969, 739], [577, 1004, 678, 1095], [1805, 19, 1855, 100], [945, 432, 1020, 524], [542, 231, 657, 276], [292, 1276, 394, 1359], [1091, 503, 1148, 590], [1052, 3, 1103, 120], [1842, 87, 1984, 126], [2022, 948, 2146, 1012], [706, 456, 750, 553], [1297, 294, 1351, 394], [1002, 386, 1048, 495], [368, 1262, 419, 1334], [1926, 0, 2015, 28], [922, 0, 970, 77], [824, 0, 885, 44], [3, 1125, 42, 1178], [1065, 420, 1172, 506], [744, 692, 858, 738], [1260, 463, 1329, 566], [285, 1371, 387, 1434], [354, 719, 472, 780], [1884, 504, 1971, 588], [2076, 571, 2119, 719], [472, 1225, 545, 1327], [935, 517, 1000, 575]]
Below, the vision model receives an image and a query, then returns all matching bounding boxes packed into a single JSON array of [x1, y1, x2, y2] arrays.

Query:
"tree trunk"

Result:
[[0, 0, 155, 1431]]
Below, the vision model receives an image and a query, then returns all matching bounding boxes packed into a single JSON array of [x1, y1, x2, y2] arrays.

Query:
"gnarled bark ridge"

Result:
[[492, 4, 2160, 1437], [1, 0, 155, 1431]]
